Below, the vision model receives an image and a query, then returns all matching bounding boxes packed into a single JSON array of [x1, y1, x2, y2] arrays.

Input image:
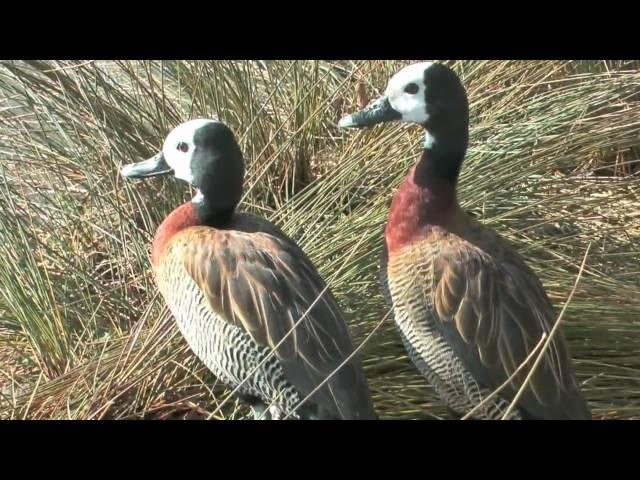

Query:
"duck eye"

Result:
[[177, 142, 189, 153], [404, 83, 419, 95]]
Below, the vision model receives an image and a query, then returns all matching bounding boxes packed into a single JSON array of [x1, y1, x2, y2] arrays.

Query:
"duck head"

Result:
[[121, 119, 245, 215], [339, 62, 468, 147], [339, 62, 469, 185]]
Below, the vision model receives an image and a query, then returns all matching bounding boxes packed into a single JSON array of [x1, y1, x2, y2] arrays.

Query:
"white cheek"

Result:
[[385, 62, 433, 125], [164, 149, 194, 184], [389, 94, 429, 124], [424, 130, 435, 148], [173, 161, 194, 184], [192, 189, 204, 204]]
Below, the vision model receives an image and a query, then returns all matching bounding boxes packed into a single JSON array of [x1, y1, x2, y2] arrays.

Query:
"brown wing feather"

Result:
[[430, 218, 590, 419], [167, 214, 375, 419]]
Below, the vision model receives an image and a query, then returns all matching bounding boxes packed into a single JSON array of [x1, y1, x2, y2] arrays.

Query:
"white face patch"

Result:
[[162, 118, 218, 184], [385, 61, 433, 125], [191, 189, 205, 204], [424, 130, 436, 149]]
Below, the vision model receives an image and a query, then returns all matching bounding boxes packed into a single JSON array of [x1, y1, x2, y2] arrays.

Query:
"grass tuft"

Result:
[[1, 60, 639, 419]]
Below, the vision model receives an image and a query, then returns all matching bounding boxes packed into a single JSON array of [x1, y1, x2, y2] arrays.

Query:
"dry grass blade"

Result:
[[0, 60, 638, 420], [208, 229, 368, 419], [461, 332, 548, 420], [284, 301, 394, 419], [500, 243, 593, 419]]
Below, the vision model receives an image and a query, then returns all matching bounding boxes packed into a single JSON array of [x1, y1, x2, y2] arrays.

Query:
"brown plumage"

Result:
[[340, 62, 590, 419], [122, 119, 376, 420], [383, 179, 590, 419]]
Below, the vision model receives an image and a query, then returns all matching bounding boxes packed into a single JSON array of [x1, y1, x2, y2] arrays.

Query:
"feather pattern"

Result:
[[155, 212, 376, 419], [383, 211, 591, 419], [123, 118, 375, 420], [337, 60, 590, 420]]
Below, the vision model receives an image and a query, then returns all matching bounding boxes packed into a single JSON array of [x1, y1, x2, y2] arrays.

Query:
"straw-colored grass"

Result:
[[0, 60, 638, 420]]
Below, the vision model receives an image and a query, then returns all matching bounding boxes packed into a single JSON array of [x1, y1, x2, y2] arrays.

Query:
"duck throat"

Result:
[[151, 202, 200, 268], [150, 194, 237, 268], [417, 128, 467, 187], [384, 133, 465, 253]]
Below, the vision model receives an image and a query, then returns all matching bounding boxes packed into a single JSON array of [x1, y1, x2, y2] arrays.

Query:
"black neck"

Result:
[[414, 127, 468, 189], [189, 123, 245, 228], [194, 197, 236, 227]]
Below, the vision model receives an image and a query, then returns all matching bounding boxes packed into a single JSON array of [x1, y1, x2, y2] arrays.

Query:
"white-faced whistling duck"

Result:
[[121, 119, 376, 420], [338, 62, 591, 420]]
